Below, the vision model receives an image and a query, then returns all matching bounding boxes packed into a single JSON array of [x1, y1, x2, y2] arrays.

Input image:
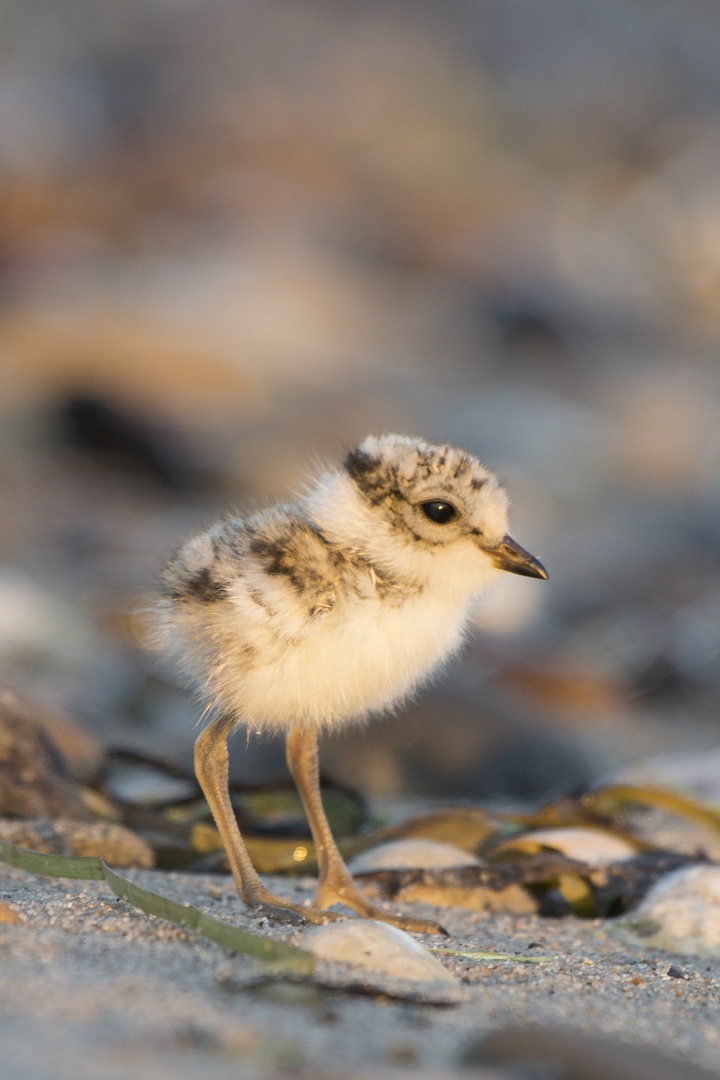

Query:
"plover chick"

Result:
[[153, 434, 547, 934]]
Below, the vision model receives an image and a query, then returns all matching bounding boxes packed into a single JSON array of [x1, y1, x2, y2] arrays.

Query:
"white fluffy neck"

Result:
[[303, 470, 502, 602]]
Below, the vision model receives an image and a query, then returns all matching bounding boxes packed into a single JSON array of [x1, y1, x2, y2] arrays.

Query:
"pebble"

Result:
[[0, 900, 23, 924], [348, 839, 481, 873], [610, 864, 720, 958], [301, 919, 458, 983]]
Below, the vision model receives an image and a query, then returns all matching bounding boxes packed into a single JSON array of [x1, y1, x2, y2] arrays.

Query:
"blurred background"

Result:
[[3, 0, 720, 808]]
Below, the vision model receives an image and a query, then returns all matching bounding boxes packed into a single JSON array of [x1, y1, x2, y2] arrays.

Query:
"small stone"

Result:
[[348, 839, 481, 873], [301, 920, 458, 983], [0, 900, 22, 925], [610, 865, 720, 958]]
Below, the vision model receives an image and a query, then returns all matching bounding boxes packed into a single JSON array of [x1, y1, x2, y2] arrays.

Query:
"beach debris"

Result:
[[357, 851, 701, 918], [357, 862, 538, 914], [0, 836, 314, 972]]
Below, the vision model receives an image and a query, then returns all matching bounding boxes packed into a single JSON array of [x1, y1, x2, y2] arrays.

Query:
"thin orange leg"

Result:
[[286, 724, 446, 935], [194, 717, 340, 924]]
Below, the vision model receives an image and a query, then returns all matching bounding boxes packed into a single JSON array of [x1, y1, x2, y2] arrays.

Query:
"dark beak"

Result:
[[487, 534, 548, 580]]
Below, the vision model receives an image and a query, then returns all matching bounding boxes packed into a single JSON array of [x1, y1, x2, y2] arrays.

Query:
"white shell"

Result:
[[610, 864, 720, 958], [301, 920, 457, 982], [348, 839, 481, 873], [506, 826, 637, 865]]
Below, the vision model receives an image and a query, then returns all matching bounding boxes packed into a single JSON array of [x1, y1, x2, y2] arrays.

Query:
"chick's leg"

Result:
[[194, 716, 340, 924], [286, 724, 446, 935]]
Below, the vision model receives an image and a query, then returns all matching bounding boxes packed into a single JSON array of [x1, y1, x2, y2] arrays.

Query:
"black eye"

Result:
[[421, 500, 457, 524]]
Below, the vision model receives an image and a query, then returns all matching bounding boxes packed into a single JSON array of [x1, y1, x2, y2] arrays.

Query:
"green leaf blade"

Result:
[[0, 839, 314, 975]]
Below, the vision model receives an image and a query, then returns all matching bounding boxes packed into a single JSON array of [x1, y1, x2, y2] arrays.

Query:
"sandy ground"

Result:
[[2, 861, 720, 1080]]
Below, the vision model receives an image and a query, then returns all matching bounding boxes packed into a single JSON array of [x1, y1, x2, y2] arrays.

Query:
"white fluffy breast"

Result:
[[228, 581, 473, 731]]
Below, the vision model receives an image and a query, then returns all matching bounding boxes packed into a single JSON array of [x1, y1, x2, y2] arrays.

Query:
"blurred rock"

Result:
[[54, 394, 205, 494], [0, 817, 154, 868], [0, 901, 23, 925], [0, 571, 91, 664], [0, 689, 103, 784], [0, 696, 88, 820], [610, 865, 720, 959], [0, 305, 253, 423], [461, 1024, 718, 1080]]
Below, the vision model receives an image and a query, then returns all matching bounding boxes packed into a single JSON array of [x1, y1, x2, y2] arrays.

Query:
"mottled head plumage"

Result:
[[342, 433, 510, 551]]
